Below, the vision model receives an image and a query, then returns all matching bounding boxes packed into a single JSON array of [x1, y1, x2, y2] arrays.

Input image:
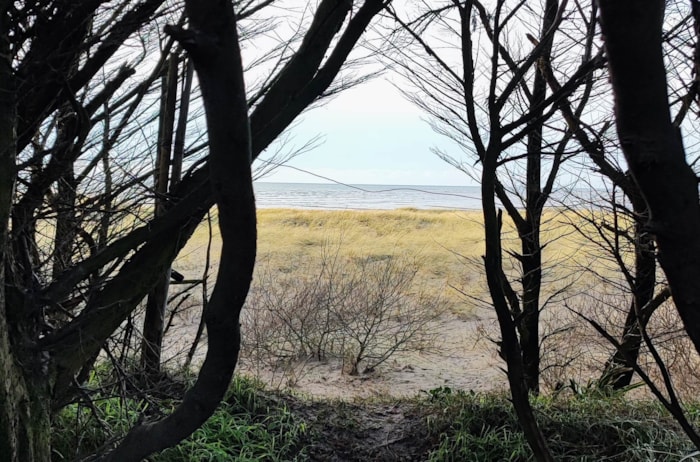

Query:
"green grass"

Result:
[[422, 387, 699, 461], [52, 396, 145, 461], [153, 377, 307, 462], [52, 375, 700, 461], [51, 375, 308, 462]]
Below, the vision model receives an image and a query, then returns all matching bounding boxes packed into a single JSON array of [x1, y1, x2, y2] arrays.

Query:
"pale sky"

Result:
[[242, 2, 474, 188], [254, 78, 474, 187]]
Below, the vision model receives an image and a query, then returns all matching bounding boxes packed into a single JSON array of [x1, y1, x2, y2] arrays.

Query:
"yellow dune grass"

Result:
[[174, 207, 615, 316]]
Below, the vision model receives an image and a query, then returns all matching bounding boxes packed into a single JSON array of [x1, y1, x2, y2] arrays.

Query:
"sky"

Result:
[[254, 77, 474, 187]]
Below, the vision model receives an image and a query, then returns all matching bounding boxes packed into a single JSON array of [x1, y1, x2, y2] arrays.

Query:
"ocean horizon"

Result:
[[253, 181, 484, 210], [253, 181, 598, 211]]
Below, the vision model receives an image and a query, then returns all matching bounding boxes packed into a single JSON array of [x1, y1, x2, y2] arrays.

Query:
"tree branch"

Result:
[[103, 0, 255, 457]]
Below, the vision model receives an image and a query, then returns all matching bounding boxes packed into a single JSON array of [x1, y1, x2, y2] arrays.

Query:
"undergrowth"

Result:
[[422, 386, 700, 461], [51, 375, 308, 461], [51, 375, 700, 461]]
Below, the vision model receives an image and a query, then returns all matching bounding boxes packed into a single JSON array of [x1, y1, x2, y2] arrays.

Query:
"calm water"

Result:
[[253, 182, 483, 210]]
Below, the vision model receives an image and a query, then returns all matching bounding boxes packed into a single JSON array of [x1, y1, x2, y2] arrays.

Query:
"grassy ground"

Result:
[[169, 207, 700, 393], [176, 208, 482, 311], [52, 375, 700, 461]]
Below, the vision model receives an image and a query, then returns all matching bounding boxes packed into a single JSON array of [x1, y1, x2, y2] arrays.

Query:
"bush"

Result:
[[241, 241, 446, 379]]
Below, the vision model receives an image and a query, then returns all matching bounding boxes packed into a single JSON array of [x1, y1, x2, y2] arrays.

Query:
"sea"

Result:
[[253, 182, 483, 210]]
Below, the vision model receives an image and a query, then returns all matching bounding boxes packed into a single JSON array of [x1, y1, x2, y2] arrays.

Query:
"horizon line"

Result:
[[253, 179, 476, 188]]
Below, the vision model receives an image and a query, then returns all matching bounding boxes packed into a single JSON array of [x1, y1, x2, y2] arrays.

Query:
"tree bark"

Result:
[[606, 284, 670, 389], [516, 0, 559, 395], [603, 204, 659, 389], [0, 4, 51, 460], [141, 54, 178, 374], [598, 0, 700, 354], [482, 147, 553, 461]]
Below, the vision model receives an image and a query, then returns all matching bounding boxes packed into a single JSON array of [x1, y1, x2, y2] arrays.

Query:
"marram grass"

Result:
[[176, 207, 611, 314]]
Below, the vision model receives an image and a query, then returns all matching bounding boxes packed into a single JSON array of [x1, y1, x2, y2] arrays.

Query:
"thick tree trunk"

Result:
[[0, 5, 51, 459], [598, 0, 700, 355], [0, 349, 51, 462]]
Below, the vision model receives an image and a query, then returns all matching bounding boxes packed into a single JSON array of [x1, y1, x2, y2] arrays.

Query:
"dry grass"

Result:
[[173, 207, 700, 398], [178, 208, 483, 313], [175, 208, 610, 315]]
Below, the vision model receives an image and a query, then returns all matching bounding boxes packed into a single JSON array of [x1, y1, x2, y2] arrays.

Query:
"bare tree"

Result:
[[141, 52, 181, 375], [388, 0, 603, 395], [386, 2, 608, 459], [0, 0, 388, 459], [104, 3, 256, 457], [597, 0, 700, 356], [540, 4, 700, 390]]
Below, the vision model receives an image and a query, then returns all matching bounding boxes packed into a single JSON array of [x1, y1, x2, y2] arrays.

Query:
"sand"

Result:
[[162, 304, 513, 400]]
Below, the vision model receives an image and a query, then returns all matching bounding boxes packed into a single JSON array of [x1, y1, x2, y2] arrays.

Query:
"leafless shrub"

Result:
[[557, 288, 700, 402], [239, 242, 447, 384], [539, 315, 589, 391], [641, 302, 700, 398], [333, 254, 445, 375]]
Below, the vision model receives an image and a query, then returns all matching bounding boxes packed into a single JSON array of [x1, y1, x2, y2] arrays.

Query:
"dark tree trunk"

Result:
[[541, 39, 664, 389], [141, 272, 170, 372], [171, 58, 193, 189], [483, 146, 554, 462], [598, 0, 700, 355], [515, 0, 559, 395], [103, 1, 256, 458], [0, 5, 51, 459], [518, 222, 542, 394], [51, 102, 81, 281], [604, 204, 659, 389], [52, 170, 78, 279], [141, 54, 178, 374]]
